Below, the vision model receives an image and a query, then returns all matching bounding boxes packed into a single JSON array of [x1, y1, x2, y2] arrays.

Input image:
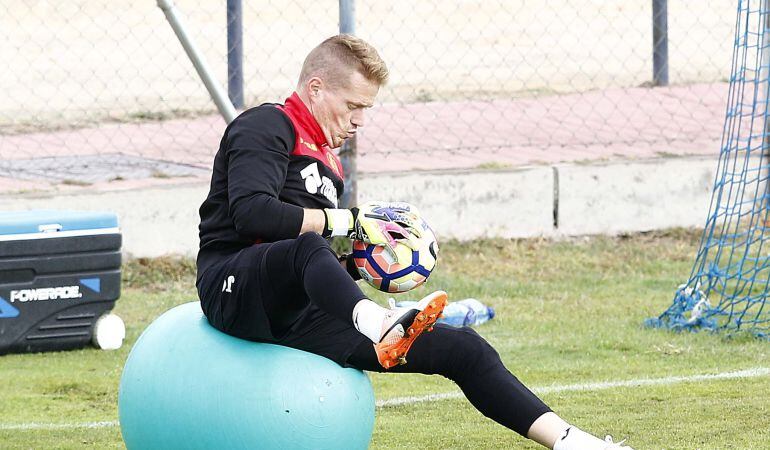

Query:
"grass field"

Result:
[[1, 230, 768, 449]]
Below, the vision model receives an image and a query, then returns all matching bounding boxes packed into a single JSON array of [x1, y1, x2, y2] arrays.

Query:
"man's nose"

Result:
[[351, 109, 365, 128]]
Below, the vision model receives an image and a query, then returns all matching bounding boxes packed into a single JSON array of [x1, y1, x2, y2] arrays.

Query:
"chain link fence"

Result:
[[0, 0, 734, 191]]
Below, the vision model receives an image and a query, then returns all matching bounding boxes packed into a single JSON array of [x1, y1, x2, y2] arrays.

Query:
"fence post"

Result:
[[157, 0, 237, 123], [338, 0, 357, 208], [227, 0, 244, 109], [652, 0, 669, 86]]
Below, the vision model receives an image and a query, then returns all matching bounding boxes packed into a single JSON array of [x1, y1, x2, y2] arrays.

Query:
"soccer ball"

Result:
[[351, 220, 439, 293]]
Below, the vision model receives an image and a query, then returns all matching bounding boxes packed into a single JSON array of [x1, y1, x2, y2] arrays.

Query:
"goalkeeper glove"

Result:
[[323, 201, 423, 250]]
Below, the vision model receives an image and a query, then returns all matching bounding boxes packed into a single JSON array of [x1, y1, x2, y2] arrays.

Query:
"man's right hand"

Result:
[[323, 201, 423, 251]]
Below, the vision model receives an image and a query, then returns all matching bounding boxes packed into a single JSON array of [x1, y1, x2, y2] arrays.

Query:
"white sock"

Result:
[[553, 426, 609, 450], [352, 299, 388, 343]]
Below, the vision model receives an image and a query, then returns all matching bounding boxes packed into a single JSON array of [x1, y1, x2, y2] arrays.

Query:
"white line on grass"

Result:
[[1, 367, 767, 431], [375, 366, 770, 408], [0, 420, 118, 431]]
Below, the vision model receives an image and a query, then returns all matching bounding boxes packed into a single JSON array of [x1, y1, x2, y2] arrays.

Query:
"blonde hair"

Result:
[[298, 35, 389, 89]]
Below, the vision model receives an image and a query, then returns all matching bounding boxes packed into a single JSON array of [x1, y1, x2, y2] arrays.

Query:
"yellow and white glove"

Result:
[[323, 201, 423, 251]]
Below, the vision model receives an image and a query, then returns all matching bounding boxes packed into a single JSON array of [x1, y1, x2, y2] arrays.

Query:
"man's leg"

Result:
[[199, 232, 443, 365], [277, 312, 556, 441], [346, 324, 632, 449], [263, 232, 446, 368], [197, 233, 366, 341], [348, 323, 552, 438], [262, 232, 367, 329]]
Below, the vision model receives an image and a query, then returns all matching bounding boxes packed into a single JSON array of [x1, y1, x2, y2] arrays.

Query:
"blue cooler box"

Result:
[[0, 210, 121, 354]]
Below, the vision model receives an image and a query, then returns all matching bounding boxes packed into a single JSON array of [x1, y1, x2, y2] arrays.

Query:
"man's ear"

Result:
[[308, 77, 323, 98]]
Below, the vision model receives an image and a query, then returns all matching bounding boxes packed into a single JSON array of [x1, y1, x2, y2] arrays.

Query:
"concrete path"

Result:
[[0, 82, 727, 194]]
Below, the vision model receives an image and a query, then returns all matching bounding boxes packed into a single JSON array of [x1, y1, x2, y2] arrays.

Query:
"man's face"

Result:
[[310, 71, 379, 149]]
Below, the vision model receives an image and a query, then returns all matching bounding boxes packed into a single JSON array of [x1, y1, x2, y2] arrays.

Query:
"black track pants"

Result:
[[348, 324, 552, 436]]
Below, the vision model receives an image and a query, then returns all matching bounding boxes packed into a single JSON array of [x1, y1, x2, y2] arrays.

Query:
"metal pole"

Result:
[[338, 0, 357, 208], [339, 0, 355, 35], [227, 0, 244, 109], [157, 0, 237, 123], [763, 0, 770, 210], [652, 0, 669, 86]]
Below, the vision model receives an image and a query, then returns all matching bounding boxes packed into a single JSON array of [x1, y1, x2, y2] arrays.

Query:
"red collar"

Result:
[[282, 92, 329, 148]]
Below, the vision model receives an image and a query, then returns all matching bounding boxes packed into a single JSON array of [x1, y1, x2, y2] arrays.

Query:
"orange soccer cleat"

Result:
[[374, 290, 447, 369]]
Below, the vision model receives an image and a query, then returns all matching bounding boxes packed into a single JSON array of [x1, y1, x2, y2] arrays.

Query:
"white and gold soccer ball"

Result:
[[351, 218, 438, 293]]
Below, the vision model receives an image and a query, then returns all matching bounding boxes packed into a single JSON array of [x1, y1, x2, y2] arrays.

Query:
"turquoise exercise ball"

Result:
[[118, 302, 375, 450]]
